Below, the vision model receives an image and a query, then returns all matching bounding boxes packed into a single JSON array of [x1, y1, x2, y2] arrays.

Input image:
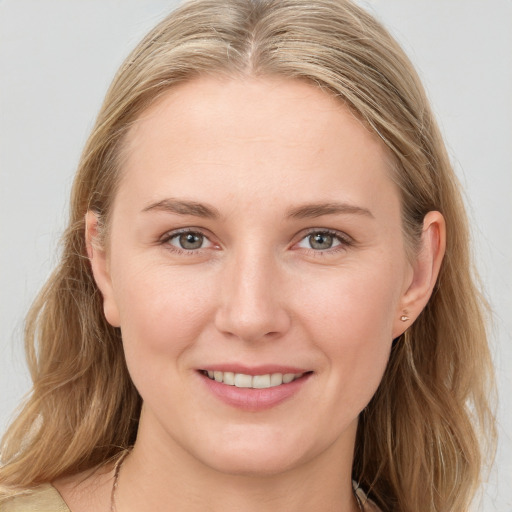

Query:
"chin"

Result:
[[200, 449, 304, 478], [186, 427, 319, 478]]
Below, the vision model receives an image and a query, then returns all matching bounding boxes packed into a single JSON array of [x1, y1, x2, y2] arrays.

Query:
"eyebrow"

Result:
[[141, 198, 373, 220], [141, 198, 220, 219], [286, 202, 374, 219]]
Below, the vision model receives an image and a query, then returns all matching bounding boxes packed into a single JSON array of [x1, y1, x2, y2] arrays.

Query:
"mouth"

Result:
[[200, 370, 308, 389], [198, 367, 313, 411]]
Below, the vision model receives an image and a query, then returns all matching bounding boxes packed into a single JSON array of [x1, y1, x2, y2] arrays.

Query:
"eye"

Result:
[[166, 231, 212, 251], [296, 230, 347, 251]]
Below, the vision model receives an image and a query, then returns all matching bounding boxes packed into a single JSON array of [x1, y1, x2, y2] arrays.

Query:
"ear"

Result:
[[85, 211, 121, 327], [393, 211, 446, 338]]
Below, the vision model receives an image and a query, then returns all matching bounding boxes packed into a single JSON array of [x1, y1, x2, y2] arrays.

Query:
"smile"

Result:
[[198, 367, 313, 411], [202, 370, 305, 388]]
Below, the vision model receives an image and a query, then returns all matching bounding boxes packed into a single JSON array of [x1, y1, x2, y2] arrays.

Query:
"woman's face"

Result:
[[91, 76, 419, 475]]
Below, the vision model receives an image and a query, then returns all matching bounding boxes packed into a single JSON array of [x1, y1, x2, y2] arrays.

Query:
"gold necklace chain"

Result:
[[110, 450, 130, 512]]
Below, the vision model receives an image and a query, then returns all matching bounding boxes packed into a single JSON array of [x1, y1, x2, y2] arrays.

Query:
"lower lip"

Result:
[[199, 372, 312, 411]]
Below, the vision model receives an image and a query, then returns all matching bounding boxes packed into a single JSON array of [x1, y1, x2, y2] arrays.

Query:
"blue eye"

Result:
[[297, 231, 344, 251], [167, 231, 211, 250]]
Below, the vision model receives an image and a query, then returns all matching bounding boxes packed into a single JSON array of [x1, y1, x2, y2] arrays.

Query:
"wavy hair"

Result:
[[0, 1, 495, 510]]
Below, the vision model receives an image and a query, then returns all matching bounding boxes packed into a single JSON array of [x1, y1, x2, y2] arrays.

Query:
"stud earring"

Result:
[[400, 311, 410, 322]]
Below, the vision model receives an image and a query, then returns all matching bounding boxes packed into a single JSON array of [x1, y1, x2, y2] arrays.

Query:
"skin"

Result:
[[57, 76, 445, 512]]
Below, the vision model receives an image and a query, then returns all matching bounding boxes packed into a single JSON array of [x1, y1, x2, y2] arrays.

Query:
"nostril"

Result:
[[214, 301, 292, 343]]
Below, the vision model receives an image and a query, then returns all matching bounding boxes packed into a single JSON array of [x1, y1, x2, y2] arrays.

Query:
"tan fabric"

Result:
[[354, 484, 382, 511], [0, 484, 70, 512], [0, 482, 380, 511]]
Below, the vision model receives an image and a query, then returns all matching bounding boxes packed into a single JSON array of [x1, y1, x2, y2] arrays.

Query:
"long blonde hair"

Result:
[[0, 1, 495, 510]]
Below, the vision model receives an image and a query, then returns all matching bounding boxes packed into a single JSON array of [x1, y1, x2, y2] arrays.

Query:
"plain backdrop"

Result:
[[0, 1, 510, 510]]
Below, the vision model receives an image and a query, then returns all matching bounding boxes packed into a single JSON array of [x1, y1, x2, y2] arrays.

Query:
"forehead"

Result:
[[117, 76, 398, 218], [125, 75, 383, 158]]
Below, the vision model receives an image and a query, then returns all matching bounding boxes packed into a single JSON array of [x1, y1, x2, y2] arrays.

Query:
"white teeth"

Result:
[[270, 373, 283, 386], [282, 373, 295, 384], [204, 370, 304, 388], [252, 374, 271, 389], [234, 373, 252, 388], [223, 371, 235, 385]]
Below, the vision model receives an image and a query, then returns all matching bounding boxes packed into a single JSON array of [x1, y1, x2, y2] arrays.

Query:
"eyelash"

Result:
[[159, 228, 353, 255]]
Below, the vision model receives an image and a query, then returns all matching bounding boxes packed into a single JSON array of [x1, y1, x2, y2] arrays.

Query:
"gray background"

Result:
[[0, 1, 510, 510]]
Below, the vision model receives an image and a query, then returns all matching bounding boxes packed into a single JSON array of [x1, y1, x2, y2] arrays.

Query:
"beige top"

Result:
[[354, 485, 382, 511], [0, 483, 381, 511], [0, 484, 70, 512]]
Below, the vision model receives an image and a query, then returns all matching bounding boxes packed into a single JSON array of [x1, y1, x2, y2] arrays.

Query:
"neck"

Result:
[[116, 416, 360, 512]]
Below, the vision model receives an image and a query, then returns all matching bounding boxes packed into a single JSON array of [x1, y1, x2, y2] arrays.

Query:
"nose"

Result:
[[214, 248, 292, 343]]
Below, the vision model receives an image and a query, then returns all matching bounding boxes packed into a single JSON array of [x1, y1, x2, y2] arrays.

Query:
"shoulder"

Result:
[[0, 484, 70, 512]]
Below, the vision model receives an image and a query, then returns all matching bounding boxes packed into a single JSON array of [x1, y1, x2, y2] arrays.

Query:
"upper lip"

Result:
[[199, 364, 310, 375]]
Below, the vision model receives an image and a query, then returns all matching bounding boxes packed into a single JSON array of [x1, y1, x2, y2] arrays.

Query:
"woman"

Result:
[[0, 0, 495, 511]]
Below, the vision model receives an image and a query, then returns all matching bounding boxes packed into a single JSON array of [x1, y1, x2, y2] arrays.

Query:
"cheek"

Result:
[[300, 258, 401, 340], [298, 260, 402, 401], [111, 264, 215, 371]]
